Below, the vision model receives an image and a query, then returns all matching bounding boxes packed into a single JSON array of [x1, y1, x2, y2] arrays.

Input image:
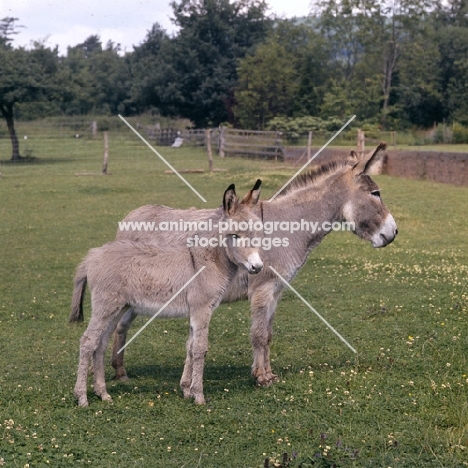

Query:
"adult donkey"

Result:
[[112, 143, 397, 387], [69, 184, 264, 406]]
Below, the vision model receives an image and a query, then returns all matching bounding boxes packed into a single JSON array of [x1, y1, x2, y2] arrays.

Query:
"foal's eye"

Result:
[[371, 190, 381, 198], [232, 234, 240, 240]]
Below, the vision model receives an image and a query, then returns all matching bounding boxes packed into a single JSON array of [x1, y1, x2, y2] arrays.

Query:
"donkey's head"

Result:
[[221, 181, 264, 274], [342, 143, 398, 248]]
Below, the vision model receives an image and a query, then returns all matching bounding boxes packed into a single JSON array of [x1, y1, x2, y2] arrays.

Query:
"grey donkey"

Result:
[[111, 144, 398, 387]]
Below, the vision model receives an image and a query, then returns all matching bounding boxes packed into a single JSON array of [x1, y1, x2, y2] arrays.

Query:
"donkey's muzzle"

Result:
[[371, 214, 398, 248]]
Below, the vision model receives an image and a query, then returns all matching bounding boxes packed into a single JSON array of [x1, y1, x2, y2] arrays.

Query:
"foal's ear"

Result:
[[352, 142, 387, 175], [223, 184, 238, 215], [346, 150, 359, 166], [241, 179, 262, 206]]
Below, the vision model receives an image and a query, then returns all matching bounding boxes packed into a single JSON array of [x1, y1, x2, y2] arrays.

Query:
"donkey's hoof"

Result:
[[182, 388, 192, 399], [101, 393, 113, 402], [113, 374, 129, 382]]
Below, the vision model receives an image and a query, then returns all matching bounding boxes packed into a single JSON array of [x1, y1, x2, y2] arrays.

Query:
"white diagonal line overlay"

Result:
[[269, 266, 357, 354], [118, 114, 207, 203], [117, 266, 206, 354], [270, 115, 356, 201]]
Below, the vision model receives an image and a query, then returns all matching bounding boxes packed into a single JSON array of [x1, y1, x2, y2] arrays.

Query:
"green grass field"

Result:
[[1, 131, 467, 467]]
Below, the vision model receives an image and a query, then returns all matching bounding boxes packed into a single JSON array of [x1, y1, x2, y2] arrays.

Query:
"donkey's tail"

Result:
[[69, 261, 87, 322]]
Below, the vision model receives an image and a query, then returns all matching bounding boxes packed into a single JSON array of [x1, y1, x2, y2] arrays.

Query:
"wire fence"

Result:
[[2, 117, 465, 143], [1, 117, 467, 167]]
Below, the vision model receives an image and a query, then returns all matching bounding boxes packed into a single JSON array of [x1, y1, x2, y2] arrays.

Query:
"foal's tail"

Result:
[[69, 261, 88, 322]]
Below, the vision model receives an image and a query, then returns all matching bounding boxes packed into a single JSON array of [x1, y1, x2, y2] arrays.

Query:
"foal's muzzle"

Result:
[[246, 253, 263, 274]]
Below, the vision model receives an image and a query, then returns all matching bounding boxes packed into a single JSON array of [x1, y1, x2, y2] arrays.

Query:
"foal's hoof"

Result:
[[182, 388, 192, 399], [266, 373, 279, 384], [256, 376, 273, 387], [194, 395, 206, 405], [77, 396, 89, 407], [101, 393, 113, 402]]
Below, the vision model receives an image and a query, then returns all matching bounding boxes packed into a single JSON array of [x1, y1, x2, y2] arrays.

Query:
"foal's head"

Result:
[[221, 181, 263, 274], [342, 143, 398, 248]]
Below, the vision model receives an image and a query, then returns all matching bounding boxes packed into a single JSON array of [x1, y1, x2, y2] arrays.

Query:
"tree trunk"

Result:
[[381, 8, 399, 130], [381, 39, 398, 129], [0, 103, 21, 160]]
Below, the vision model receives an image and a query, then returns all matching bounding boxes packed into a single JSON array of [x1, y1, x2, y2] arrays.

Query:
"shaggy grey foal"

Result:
[[70, 184, 263, 406]]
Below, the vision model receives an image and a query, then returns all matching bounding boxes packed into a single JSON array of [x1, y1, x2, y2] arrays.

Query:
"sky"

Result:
[[1, 0, 313, 55]]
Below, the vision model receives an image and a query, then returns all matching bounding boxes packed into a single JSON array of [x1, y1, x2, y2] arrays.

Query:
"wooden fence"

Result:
[[218, 127, 283, 160], [140, 126, 217, 147]]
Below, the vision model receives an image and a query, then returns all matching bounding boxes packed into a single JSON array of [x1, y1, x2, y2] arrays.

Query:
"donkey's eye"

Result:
[[371, 190, 381, 198], [232, 234, 240, 240]]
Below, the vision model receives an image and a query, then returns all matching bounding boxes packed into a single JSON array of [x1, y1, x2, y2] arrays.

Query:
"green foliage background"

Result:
[[0, 131, 468, 466], [2, 0, 468, 135]]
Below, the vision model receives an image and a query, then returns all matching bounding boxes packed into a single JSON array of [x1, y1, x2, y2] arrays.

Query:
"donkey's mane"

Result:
[[273, 160, 348, 199]]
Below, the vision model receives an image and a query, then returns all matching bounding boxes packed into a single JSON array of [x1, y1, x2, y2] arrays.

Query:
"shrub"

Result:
[[452, 123, 468, 144]]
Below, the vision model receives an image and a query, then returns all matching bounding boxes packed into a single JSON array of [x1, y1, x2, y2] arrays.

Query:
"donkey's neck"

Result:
[[264, 176, 349, 247]]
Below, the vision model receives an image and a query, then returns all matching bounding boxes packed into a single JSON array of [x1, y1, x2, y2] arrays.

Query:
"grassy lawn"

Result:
[[1, 130, 467, 467]]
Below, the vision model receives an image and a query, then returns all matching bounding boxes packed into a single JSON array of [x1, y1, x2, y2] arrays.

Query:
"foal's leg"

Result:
[[263, 308, 280, 383], [250, 284, 282, 386], [180, 326, 194, 399], [111, 307, 138, 381], [93, 309, 126, 402], [74, 313, 112, 407], [187, 308, 212, 405]]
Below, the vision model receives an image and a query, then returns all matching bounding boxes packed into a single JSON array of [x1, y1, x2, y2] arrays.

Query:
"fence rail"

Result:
[[218, 127, 283, 160]]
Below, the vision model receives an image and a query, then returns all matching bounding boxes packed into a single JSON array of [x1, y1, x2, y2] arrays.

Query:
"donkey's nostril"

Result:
[[395, 228, 398, 236]]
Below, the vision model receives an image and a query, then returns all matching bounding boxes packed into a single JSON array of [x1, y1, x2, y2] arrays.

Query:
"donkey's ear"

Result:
[[241, 179, 262, 206], [223, 184, 238, 215], [352, 142, 387, 175]]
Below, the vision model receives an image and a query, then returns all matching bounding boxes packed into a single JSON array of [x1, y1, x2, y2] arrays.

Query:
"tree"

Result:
[[268, 19, 332, 118], [313, 0, 441, 128], [162, 0, 272, 126], [0, 20, 61, 160], [0, 17, 20, 47], [60, 36, 132, 116], [435, 0, 468, 125], [234, 39, 298, 128], [128, 24, 178, 115]]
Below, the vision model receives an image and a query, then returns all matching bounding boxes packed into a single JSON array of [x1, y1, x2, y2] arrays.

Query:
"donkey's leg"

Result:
[[111, 307, 138, 381], [74, 313, 110, 407], [187, 308, 212, 405], [180, 326, 194, 399], [93, 310, 126, 402], [250, 285, 281, 386]]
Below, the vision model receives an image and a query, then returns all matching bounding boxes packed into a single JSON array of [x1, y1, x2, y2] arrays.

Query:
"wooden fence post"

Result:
[[102, 131, 109, 175], [357, 129, 365, 157], [307, 131, 313, 160], [219, 126, 225, 157], [205, 129, 213, 173], [274, 131, 280, 161]]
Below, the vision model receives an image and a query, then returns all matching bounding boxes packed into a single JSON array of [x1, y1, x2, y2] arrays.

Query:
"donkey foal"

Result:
[[70, 184, 263, 406]]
